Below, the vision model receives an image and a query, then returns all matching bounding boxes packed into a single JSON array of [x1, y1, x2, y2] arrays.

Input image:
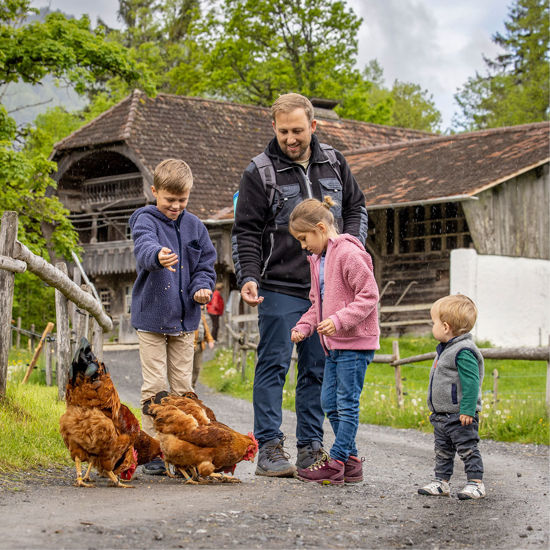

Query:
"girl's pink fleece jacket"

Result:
[[292, 234, 380, 353]]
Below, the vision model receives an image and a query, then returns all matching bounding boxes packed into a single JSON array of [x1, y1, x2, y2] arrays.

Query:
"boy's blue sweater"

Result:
[[129, 205, 216, 333]]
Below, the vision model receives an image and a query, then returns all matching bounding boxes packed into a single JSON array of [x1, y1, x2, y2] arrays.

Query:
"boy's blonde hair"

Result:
[[289, 196, 338, 235], [432, 294, 478, 335], [271, 93, 314, 123], [153, 159, 193, 194]]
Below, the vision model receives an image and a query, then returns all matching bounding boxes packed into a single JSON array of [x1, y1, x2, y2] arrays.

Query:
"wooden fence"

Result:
[[0, 211, 113, 400], [225, 290, 550, 408]]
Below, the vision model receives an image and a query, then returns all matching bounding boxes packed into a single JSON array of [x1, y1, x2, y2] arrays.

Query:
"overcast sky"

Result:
[[32, 0, 510, 131]]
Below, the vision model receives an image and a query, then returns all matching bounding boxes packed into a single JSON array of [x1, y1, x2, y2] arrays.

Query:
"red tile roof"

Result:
[[52, 90, 431, 218], [346, 121, 550, 208]]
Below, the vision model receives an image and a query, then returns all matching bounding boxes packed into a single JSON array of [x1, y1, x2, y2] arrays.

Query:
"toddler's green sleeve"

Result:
[[457, 349, 480, 416]]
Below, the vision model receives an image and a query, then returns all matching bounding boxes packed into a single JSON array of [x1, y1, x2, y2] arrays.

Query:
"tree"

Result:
[[454, 0, 549, 130], [204, 0, 362, 106], [389, 81, 441, 132], [0, 0, 153, 259]]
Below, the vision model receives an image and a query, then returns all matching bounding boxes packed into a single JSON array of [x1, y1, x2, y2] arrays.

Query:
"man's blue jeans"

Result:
[[321, 349, 374, 462], [253, 289, 325, 447]]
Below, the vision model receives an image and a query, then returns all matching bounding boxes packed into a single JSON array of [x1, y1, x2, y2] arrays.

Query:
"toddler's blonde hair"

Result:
[[432, 294, 478, 335], [153, 159, 193, 194], [289, 196, 338, 235]]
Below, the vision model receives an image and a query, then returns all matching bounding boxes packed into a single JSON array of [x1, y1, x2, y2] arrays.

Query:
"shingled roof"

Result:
[[346, 121, 550, 208], [52, 90, 430, 218]]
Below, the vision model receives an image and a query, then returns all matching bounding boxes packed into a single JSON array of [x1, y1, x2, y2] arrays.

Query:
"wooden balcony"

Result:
[[81, 240, 136, 276]]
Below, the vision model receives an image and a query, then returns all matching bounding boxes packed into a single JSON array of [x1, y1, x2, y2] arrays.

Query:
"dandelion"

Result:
[[495, 410, 502, 416], [411, 398, 417, 407], [380, 394, 386, 401]]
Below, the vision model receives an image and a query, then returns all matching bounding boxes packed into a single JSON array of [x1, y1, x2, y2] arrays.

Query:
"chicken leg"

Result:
[[74, 457, 94, 488], [106, 470, 134, 488]]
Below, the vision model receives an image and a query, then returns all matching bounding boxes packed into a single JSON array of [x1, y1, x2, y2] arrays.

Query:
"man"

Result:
[[231, 93, 368, 477]]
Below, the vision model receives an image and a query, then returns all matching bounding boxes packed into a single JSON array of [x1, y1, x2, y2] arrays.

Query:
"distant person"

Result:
[[289, 197, 379, 484], [130, 158, 216, 475], [206, 282, 225, 341], [418, 294, 486, 500], [231, 92, 368, 477], [192, 306, 215, 388]]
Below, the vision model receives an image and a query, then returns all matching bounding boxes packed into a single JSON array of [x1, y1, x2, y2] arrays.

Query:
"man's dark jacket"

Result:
[[231, 134, 368, 300]]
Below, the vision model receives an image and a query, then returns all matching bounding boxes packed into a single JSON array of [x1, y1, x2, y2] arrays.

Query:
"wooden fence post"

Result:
[[55, 262, 71, 400], [16, 316, 21, 349], [87, 285, 103, 362], [392, 340, 404, 407], [546, 336, 550, 412], [45, 338, 52, 386], [240, 333, 248, 381], [0, 211, 18, 398], [22, 322, 54, 383], [492, 368, 499, 406]]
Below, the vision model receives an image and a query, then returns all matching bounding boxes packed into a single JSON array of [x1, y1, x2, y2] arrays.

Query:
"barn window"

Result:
[[99, 288, 111, 314]]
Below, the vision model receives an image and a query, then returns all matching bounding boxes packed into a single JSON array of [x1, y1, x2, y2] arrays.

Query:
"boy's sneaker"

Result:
[[255, 437, 296, 478], [418, 479, 450, 496], [142, 456, 166, 476], [457, 480, 486, 500], [344, 455, 364, 483], [297, 453, 345, 485], [296, 441, 326, 469]]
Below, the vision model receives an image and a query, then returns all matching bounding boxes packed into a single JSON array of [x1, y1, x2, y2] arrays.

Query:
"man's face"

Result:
[[272, 108, 317, 162], [151, 187, 190, 220]]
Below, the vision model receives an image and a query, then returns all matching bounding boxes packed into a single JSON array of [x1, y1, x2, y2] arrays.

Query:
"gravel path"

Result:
[[0, 346, 548, 549]]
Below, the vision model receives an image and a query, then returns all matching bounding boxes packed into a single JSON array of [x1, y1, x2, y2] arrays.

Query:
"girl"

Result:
[[289, 197, 380, 485]]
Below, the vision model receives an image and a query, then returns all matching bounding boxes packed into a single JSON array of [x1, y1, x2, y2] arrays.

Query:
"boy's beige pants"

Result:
[[138, 331, 194, 437]]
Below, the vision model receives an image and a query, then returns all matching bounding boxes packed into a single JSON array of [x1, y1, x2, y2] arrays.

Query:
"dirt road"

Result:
[[0, 347, 548, 549]]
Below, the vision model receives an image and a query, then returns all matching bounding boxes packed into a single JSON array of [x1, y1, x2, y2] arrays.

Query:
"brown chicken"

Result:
[[143, 391, 258, 483], [60, 338, 149, 487]]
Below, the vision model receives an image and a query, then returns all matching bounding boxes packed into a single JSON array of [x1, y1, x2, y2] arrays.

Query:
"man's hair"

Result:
[[432, 294, 478, 335], [271, 93, 314, 123], [153, 159, 193, 193], [289, 196, 338, 235]]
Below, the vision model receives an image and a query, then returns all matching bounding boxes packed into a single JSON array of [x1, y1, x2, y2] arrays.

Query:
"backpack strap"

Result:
[[252, 152, 280, 207], [319, 143, 342, 183]]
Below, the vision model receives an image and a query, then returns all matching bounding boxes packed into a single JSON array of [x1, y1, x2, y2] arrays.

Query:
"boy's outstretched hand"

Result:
[[460, 414, 474, 426], [158, 247, 178, 272], [194, 288, 213, 304]]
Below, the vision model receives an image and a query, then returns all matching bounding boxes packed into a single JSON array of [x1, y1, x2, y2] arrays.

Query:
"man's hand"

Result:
[[158, 247, 178, 272], [194, 288, 213, 304], [291, 330, 305, 343], [317, 318, 336, 336], [460, 414, 474, 426], [241, 281, 264, 306]]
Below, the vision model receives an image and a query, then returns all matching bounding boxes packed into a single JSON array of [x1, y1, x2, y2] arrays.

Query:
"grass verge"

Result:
[[201, 336, 549, 445]]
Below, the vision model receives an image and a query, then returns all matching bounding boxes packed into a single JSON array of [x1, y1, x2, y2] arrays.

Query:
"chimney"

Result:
[[310, 97, 340, 120]]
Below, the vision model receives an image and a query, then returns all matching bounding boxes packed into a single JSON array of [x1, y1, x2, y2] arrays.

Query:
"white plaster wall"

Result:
[[450, 249, 550, 347]]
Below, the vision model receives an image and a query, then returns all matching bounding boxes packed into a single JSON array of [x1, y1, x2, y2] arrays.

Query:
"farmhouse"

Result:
[[50, 90, 549, 343]]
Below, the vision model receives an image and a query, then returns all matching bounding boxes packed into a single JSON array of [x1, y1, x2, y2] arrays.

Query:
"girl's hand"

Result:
[[194, 288, 213, 304], [291, 330, 305, 343], [460, 414, 474, 426], [158, 247, 178, 272], [317, 319, 336, 336]]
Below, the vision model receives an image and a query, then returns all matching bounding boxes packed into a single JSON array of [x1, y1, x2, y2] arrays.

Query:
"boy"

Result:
[[130, 159, 216, 475], [418, 294, 486, 500]]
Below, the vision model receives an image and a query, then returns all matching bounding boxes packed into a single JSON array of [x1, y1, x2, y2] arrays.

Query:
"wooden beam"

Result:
[[0, 255, 26, 273], [22, 322, 54, 383], [14, 241, 113, 332]]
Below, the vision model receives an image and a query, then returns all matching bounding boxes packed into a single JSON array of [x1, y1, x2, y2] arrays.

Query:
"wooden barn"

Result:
[[50, 90, 428, 340], [346, 121, 550, 331]]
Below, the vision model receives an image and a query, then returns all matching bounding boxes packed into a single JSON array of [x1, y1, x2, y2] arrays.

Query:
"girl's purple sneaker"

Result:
[[344, 456, 364, 483], [297, 455, 345, 485]]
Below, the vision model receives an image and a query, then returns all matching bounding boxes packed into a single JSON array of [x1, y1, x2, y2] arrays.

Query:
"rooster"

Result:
[[143, 391, 258, 483], [60, 338, 160, 487]]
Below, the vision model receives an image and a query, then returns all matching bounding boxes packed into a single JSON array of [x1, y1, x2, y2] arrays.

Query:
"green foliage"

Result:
[[389, 81, 441, 132], [454, 0, 549, 130], [202, 337, 549, 444]]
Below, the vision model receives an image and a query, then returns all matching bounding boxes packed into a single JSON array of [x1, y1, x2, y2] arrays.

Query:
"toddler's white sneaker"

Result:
[[418, 479, 451, 496], [457, 480, 486, 500]]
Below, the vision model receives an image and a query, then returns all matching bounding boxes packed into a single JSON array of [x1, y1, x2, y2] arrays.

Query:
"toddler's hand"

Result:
[[194, 288, 213, 304], [158, 247, 178, 272], [208, 341, 215, 349], [460, 414, 473, 426], [291, 330, 305, 343], [317, 318, 336, 336]]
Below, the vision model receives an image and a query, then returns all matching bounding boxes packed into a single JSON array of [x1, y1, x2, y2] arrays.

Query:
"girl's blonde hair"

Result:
[[289, 196, 338, 235], [432, 294, 478, 335]]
